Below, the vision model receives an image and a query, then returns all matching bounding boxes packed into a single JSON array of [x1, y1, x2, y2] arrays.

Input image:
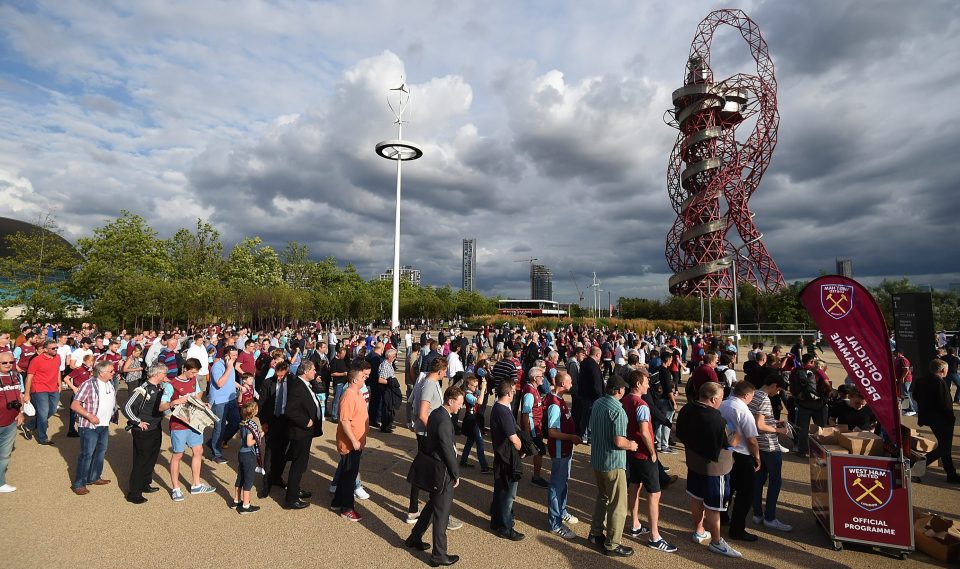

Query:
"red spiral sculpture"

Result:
[[666, 9, 785, 298]]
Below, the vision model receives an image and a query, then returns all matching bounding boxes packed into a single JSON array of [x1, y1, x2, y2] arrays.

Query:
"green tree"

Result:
[[166, 219, 224, 280], [280, 241, 314, 289], [222, 237, 283, 289], [0, 214, 79, 320], [72, 210, 170, 305]]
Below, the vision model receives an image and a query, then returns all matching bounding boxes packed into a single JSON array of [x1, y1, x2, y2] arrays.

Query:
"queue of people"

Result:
[[0, 320, 957, 568]]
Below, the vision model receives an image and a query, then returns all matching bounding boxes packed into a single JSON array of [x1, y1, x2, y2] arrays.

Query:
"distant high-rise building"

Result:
[[462, 238, 476, 292], [531, 263, 553, 301], [379, 265, 421, 287], [836, 258, 853, 278]]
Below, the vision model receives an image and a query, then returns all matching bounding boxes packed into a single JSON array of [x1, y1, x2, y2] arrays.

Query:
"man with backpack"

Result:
[[790, 354, 833, 458]]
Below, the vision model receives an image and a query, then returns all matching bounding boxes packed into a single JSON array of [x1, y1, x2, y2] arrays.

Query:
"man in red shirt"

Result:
[[97, 339, 123, 391], [24, 340, 63, 445], [236, 340, 257, 379], [688, 353, 720, 400], [622, 369, 676, 552]]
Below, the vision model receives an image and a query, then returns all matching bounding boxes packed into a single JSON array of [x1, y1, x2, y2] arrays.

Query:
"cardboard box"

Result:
[[810, 425, 849, 445], [821, 444, 848, 455], [915, 514, 960, 563], [912, 435, 936, 453], [837, 431, 884, 456]]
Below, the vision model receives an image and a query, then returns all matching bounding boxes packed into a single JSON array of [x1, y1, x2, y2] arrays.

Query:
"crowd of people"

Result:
[[0, 320, 957, 566]]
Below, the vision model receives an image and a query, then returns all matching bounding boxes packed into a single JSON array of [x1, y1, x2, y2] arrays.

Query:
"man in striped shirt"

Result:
[[69, 361, 117, 495], [587, 374, 637, 558]]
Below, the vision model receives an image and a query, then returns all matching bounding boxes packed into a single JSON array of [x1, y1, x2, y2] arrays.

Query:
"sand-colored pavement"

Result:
[[1, 348, 956, 569]]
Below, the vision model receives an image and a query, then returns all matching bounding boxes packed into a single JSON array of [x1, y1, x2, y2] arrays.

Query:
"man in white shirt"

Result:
[[186, 335, 211, 390], [70, 338, 94, 370], [56, 336, 72, 374], [718, 381, 761, 542]]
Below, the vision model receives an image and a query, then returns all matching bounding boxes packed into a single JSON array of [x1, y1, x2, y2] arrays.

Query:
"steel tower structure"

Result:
[[665, 9, 785, 298]]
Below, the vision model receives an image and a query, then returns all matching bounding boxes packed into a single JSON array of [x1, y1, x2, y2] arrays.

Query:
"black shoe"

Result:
[[125, 495, 147, 504], [67, 432, 80, 438], [283, 500, 309, 510], [404, 536, 431, 551], [37, 440, 54, 446], [946, 474, 960, 484], [459, 462, 474, 468], [588, 534, 605, 550], [729, 531, 759, 542], [496, 529, 525, 541], [380, 428, 394, 434], [143, 486, 161, 494], [480, 466, 494, 474], [604, 544, 635, 557], [270, 479, 287, 489], [429, 555, 460, 567], [20, 425, 32, 440], [298, 490, 312, 499], [238, 504, 261, 515], [370, 421, 381, 429], [531, 477, 549, 488], [258, 485, 271, 498]]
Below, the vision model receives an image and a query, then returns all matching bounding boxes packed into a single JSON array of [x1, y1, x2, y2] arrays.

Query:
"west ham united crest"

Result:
[[821, 284, 854, 320], [843, 466, 892, 512]]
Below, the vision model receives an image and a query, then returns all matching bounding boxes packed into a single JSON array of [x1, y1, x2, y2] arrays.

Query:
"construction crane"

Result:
[[570, 272, 585, 307]]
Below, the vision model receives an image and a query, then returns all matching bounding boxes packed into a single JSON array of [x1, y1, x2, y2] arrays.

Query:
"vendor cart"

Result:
[[810, 438, 914, 558]]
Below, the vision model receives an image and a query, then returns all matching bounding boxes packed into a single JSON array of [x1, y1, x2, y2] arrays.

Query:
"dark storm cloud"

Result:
[[2, 1, 958, 302]]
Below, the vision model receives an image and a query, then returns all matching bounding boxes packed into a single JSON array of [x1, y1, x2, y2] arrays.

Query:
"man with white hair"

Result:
[[69, 361, 118, 495], [121, 363, 171, 504], [379, 349, 401, 434]]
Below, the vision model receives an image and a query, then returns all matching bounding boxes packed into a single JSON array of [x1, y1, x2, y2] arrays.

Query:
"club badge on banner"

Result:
[[799, 276, 902, 450]]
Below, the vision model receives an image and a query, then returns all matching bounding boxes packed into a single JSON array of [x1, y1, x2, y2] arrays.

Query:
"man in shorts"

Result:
[[621, 369, 676, 552], [162, 358, 216, 501], [676, 381, 741, 558]]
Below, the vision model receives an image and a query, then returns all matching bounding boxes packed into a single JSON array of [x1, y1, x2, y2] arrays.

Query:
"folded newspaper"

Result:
[[171, 395, 219, 432]]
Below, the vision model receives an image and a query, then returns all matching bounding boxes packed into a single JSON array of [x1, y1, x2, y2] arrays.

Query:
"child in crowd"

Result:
[[238, 373, 257, 406], [234, 400, 263, 514]]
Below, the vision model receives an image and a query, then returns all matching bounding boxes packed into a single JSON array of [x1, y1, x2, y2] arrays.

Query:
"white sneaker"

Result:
[[562, 512, 579, 524], [447, 516, 463, 530], [752, 515, 763, 525], [406, 510, 421, 524], [902, 410, 917, 416], [691, 530, 711, 544], [0, 484, 16, 493], [763, 518, 793, 532], [778, 444, 791, 453], [708, 538, 742, 558], [354, 485, 370, 500], [329, 484, 337, 494]]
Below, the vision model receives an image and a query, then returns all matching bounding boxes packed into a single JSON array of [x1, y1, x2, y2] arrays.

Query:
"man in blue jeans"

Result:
[[747, 372, 793, 532], [0, 353, 24, 492], [490, 381, 524, 541], [329, 347, 349, 422], [544, 371, 582, 539], [23, 340, 62, 445], [207, 347, 240, 464], [69, 361, 117, 495]]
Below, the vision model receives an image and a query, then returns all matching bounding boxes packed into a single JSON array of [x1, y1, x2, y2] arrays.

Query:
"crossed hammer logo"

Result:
[[852, 477, 884, 503], [826, 291, 849, 314]]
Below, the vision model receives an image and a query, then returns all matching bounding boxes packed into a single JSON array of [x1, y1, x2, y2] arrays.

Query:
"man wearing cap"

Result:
[[0, 351, 24, 492], [121, 363, 170, 504], [587, 374, 637, 558]]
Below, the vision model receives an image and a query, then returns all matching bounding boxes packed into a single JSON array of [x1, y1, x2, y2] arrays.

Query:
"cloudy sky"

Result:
[[1, 0, 958, 303]]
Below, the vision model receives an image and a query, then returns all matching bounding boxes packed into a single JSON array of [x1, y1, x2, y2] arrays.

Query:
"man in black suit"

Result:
[[258, 361, 291, 498], [577, 347, 604, 443], [405, 385, 464, 567], [283, 360, 323, 508]]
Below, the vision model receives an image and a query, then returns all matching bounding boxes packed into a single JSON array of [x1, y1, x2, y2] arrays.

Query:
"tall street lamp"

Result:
[[375, 82, 423, 330], [730, 234, 764, 363]]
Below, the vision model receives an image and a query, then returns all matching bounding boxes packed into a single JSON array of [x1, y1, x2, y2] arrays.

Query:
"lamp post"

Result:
[[730, 234, 763, 363], [375, 82, 423, 330]]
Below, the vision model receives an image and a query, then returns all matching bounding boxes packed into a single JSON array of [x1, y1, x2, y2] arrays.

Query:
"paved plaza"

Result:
[[1, 348, 955, 569]]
